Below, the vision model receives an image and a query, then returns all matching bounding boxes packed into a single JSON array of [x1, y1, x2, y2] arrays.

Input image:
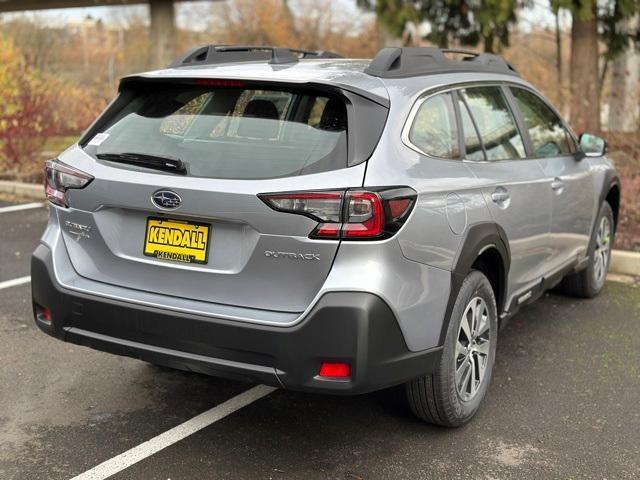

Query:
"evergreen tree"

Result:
[[357, 0, 524, 52]]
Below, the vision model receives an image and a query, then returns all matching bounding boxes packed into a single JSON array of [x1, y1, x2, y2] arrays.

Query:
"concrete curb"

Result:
[[0, 180, 43, 200], [610, 250, 640, 277], [0, 179, 638, 276]]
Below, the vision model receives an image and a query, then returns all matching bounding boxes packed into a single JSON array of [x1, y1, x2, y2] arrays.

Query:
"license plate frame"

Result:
[[143, 216, 211, 265]]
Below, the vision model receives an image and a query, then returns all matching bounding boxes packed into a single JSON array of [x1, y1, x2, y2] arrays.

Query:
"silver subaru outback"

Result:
[[32, 46, 620, 426]]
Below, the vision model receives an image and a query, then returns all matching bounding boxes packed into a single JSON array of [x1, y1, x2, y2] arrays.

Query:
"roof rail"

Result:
[[168, 45, 343, 68], [364, 47, 519, 78], [300, 50, 343, 59]]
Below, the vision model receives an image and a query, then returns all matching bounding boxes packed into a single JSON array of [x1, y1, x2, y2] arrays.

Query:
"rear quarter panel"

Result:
[[360, 74, 504, 351], [363, 74, 501, 271]]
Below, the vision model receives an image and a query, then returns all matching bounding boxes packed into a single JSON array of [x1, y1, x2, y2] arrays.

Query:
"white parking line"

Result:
[[70, 384, 277, 480], [0, 202, 44, 214], [0, 276, 31, 290]]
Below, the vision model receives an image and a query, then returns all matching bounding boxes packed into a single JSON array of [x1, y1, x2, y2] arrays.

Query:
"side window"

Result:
[[460, 86, 526, 161], [511, 88, 574, 157], [408, 92, 459, 159], [457, 95, 485, 161]]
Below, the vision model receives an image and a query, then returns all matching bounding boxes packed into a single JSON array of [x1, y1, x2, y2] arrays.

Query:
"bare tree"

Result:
[[569, 1, 600, 133]]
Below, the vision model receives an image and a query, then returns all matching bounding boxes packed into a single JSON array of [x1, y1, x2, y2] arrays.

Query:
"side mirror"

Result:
[[577, 133, 608, 159]]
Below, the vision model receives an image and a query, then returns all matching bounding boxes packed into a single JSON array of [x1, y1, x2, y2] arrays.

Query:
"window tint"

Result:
[[86, 86, 348, 179], [409, 92, 459, 159], [460, 87, 525, 161], [511, 88, 574, 157], [458, 96, 485, 161]]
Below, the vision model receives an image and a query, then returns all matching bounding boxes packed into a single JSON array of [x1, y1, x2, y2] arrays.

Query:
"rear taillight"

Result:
[[44, 159, 93, 207], [259, 187, 416, 240], [342, 191, 385, 239]]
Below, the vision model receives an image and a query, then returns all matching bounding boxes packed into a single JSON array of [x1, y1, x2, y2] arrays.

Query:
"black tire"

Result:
[[405, 270, 498, 427], [557, 201, 614, 299]]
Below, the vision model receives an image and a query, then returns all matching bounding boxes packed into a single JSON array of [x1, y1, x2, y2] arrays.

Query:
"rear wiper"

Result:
[[97, 152, 187, 175]]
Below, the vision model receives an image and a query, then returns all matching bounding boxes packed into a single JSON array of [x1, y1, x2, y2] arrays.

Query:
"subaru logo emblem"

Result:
[[151, 190, 182, 210]]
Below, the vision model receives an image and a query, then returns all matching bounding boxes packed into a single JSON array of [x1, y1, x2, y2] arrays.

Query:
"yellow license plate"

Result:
[[144, 217, 210, 264]]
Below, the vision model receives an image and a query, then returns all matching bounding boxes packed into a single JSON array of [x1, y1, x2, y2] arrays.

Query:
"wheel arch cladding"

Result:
[[605, 182, 620, 230], [438, 222, 510, 346], [588, 171, 620, 244]]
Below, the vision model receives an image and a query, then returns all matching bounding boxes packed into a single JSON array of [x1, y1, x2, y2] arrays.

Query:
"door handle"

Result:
[[551, 177, 565, 192], [491, 188, 510, 204]]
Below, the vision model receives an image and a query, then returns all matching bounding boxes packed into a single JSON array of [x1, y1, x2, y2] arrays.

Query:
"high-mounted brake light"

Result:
[[259, 187, 416, 241], [44, 159, 93, 207], [196, 78, 247, 88]]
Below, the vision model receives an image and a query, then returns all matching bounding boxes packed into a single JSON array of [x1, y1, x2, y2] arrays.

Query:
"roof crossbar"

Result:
[[364, 47, 519, 78], [169, 45, 343, 68]]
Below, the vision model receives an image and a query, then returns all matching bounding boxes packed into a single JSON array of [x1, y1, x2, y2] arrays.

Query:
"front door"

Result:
[[508, 86, 596, 275]]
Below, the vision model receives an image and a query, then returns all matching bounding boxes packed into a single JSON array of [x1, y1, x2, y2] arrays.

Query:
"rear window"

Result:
[[84, 84, 348, 179]]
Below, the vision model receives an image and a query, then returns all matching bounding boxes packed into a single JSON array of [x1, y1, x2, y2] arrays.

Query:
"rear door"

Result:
[[59, 80, 384, 314], [458, 85, 552, 303], [509, 86, 595, 274]]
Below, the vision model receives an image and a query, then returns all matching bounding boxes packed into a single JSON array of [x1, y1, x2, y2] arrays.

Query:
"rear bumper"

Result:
[[31, 244, 441, 395]]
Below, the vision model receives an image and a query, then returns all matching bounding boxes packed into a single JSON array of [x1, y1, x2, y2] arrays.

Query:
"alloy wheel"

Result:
[[593, 216, 611, 288], [455, 297, 492, 402]]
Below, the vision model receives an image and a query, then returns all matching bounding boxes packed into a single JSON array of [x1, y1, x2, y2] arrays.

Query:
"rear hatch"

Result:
[[57, 78, 388, 314]]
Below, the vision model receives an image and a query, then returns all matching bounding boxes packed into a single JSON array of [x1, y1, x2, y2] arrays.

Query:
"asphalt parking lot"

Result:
[[1, 200, 639, 480]]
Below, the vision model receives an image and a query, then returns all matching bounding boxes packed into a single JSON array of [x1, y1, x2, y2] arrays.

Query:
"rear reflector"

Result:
[[35, 304, 52, 325], [319, 362, 351, 378], [259, 187, 416, 241]]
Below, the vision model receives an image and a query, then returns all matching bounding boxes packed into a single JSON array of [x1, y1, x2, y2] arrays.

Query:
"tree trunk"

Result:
[[149, 0, 176, 69], [569, 2, 600, 134], [555, 8, 564, 113], [483, 33, 495, 53], [608, 16, 640, 132]]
